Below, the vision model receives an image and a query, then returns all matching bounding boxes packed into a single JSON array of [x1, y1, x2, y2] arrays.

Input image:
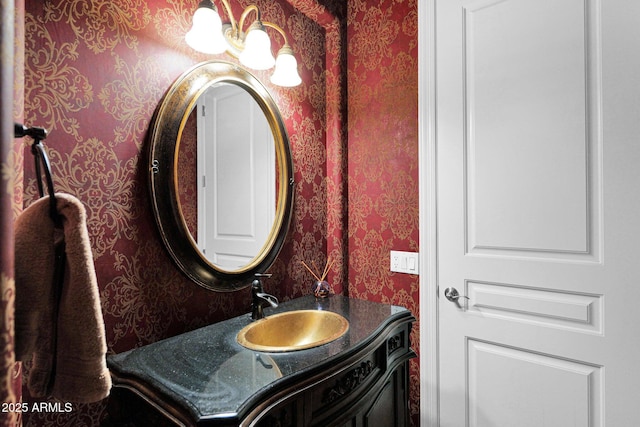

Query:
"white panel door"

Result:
[[434, 0, 640, 425], [197, 85, 275, 270]]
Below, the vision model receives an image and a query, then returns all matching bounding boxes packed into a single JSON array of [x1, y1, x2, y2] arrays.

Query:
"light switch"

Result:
[[390, 250, 420, 275]]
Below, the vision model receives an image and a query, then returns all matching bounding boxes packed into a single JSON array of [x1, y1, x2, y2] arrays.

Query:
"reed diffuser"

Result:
[[301, 256, 334, 298]]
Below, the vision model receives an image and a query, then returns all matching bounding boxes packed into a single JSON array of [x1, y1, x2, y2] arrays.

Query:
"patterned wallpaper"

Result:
[[4, 0, 419, 425], [347, 0, 420, 420]]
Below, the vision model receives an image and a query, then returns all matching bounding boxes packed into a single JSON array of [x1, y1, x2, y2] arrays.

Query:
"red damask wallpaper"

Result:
[[346, 0, 420, 418], [5, 0, 419, 426]]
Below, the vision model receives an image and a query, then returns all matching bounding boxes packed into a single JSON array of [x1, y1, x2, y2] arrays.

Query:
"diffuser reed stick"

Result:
[[301, 261, 321, 281], [301, 255, 333, 282], [321, 257, 334, 281]]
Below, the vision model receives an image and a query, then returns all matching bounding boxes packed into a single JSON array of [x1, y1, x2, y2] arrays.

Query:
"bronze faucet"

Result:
[[251, 274, 278, 320]]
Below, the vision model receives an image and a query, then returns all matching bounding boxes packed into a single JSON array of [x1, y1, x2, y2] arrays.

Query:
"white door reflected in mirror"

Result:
[[196, 84, 276, 271]]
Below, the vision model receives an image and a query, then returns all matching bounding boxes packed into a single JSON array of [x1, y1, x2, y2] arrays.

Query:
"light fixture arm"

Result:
[[262, 21, 290, 47], [196, 0, 289, 48], [238, 4, 261, 34], [216, 0, 237, 34]]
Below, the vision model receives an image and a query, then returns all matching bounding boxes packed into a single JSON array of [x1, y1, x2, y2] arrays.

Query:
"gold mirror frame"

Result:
[[148, 60, 294, 291]]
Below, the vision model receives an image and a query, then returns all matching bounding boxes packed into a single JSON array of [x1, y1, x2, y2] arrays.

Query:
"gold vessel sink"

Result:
[[237, 310, 349, 352]]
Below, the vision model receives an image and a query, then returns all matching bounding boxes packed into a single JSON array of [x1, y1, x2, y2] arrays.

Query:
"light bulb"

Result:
[[185, 1, 228, 54], [270, 46, 302, 87], [239, 21, 276, 70]]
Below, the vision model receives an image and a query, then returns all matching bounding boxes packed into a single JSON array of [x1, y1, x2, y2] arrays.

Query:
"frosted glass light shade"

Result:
[[270, 47, 302, 87], [239, 24, 275, 70], [185, 3, 228, 54]]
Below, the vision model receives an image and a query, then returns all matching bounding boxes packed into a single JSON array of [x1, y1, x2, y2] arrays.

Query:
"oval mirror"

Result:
[[148, 61, 294, 291]]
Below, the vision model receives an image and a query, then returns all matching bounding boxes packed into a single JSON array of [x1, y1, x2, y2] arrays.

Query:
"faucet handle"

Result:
[[252, 273, 273, 290]]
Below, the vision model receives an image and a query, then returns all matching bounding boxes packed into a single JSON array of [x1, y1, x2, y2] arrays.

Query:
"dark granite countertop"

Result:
[[108, 295, 413, 423]]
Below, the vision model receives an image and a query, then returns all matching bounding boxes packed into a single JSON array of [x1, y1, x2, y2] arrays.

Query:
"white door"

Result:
[[426, 0, 640, 425], [197, 85, 275, 270]]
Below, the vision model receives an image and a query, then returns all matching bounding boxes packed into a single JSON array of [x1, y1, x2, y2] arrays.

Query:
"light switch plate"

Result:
[[390, 250, 420, 275]]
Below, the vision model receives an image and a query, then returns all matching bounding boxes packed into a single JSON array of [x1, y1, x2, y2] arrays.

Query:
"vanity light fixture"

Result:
[[185, 0, 302, 87]]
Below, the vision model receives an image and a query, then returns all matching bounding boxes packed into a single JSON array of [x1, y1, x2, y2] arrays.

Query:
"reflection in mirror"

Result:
[[178, 83, 276, 271]]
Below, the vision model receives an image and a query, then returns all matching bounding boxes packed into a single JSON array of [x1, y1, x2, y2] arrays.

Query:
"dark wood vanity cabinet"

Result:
[[251, 324, 413, 427], [104, 296, 415, 427], [330, 362, 410, 427]]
